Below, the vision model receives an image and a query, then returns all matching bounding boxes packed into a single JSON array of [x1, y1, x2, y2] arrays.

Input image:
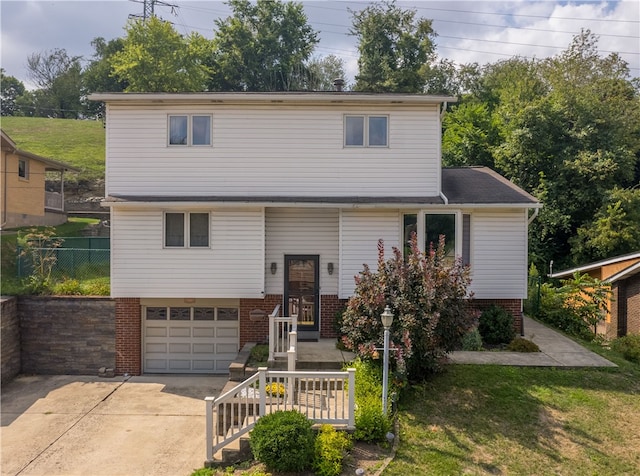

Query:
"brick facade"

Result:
[[473, 298, 523, 335], [239, 295, 281, 347], [115, 297, 141, 375], [626, 274, 640, 335], [320, 295, 348, 338], [610, 274, 640, 338], [1, 297, 20, 384]]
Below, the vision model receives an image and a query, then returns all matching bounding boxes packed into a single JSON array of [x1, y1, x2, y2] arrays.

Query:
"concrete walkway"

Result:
[[1, 374, 228, 476], [449, 315, 617, 368]]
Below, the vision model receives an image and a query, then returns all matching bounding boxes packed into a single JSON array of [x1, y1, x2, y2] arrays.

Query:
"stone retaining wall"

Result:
[[1, 297, 21, 384], [18, 296, 116, 375]]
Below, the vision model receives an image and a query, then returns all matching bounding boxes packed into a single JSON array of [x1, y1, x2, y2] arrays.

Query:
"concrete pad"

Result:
[[1, 374, 228, 476]]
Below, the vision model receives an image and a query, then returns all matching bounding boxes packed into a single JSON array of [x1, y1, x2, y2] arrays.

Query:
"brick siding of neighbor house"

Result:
[[19, 296, 115, 375], [320, 295, 348, 339], [115, 298, 141, 375], [625, 274, 640, 335], [609, 284, 621, 340], [1, 297, 20, 384], [474, 299, 524, 335]]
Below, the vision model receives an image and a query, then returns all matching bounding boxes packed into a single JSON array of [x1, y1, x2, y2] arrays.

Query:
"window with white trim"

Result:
[[164, 212, 210, 248], [403, 212, 459, 262], [169, 115, 212, 146], [18, 159, 29, 179], [344, 115, 388, 147]]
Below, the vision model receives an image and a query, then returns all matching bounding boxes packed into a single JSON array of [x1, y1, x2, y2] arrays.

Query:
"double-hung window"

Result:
[[169, 115, 212, 146], [344, 115, 388, 147], [165, 212, 210, 248]]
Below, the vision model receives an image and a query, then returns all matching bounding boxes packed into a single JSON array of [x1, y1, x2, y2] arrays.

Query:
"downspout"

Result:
[[527, 207, 539, 225], [439, 101, 449, 205], [1, 151, 8, 228]]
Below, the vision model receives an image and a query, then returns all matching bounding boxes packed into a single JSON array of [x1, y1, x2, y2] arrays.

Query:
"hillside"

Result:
[[1, 117, 106, 192]]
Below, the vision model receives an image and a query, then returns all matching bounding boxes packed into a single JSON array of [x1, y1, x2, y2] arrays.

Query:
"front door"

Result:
[[284, 255, 319, 339]]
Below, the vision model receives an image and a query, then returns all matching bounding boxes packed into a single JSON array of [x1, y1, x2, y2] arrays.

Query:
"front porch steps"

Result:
[[229, 340, 356, 381]]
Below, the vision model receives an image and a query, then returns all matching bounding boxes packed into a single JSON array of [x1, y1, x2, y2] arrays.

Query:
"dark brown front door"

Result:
[[284, 255, 319, 332]]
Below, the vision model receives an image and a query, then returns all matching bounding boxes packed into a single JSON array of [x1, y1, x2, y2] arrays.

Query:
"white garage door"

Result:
[[143, 305, 239, 374]]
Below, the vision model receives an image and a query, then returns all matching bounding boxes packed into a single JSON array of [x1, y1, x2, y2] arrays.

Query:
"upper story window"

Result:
[[344, 115, 388, 147], [165, 212, 210, 248], [18, 159, 29, 179], [169, 115, 212, 146]]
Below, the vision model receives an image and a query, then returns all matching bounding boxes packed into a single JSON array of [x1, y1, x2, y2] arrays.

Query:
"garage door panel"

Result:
[[169, 327, 191, 337], [146, 327, 167, 337], [217, 343, 238, 354], [146, 343, 167, 353], [145, 359, 167, 371], [169, 343, 191, 353], [193, 360, 216, 371], [193, 343, 215, 353], [169, 360, 191, 371], [193, 327, 215, 338], [217, 327, 238, 338], [216, 360, 233, 371]]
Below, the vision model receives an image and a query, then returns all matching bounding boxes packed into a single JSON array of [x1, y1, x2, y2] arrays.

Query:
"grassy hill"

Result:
[[1, 117, 105, 183]]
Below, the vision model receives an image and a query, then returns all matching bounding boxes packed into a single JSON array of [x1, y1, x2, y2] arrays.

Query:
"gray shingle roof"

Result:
[[442, 167, 539, 205]]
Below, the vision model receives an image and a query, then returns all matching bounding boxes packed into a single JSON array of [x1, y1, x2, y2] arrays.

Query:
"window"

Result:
[[18, 159, 28, 179], [169, 115, 211, 146], [403, 212, 459, 262], [165, 212, 210, 248], [344, 115, 388, 147]]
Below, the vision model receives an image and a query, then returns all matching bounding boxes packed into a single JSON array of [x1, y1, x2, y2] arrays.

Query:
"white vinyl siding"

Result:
[[110, 207, 264, 298], [265, 208, 339, 295], [468, 209, 528, 299], [339, 209, 401, 298], [105, 104, 440, 197]]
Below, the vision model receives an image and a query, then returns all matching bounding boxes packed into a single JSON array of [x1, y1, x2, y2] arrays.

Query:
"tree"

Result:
[[442, 102, 497, 167], [0, 70, 26, 116], [208, 0, 318, 91], [82, 37, 128, 117], [340, 235, 475, 380], [25, 48, 83, 118], [111, 17, 210, 92], [350, 0, 436, 93], [305, 55, 347, 91], [571, 187, 640, 262]]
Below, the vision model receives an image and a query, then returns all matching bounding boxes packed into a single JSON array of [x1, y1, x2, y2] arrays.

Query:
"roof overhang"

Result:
[[89, 92, 457, 107], [550, 251, 640, 279], [1, 129, 80, 172]]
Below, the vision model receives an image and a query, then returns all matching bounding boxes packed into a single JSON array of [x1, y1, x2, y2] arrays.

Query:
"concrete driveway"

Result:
[[1, 374, 229, 476]]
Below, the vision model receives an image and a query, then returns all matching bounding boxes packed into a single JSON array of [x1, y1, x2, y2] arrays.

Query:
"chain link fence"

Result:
[[17, 237, 110, 281]]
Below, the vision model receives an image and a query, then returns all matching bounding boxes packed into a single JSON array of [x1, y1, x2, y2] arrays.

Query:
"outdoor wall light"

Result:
[[270, 262, 277, 275], [327, 262, 334, 275]]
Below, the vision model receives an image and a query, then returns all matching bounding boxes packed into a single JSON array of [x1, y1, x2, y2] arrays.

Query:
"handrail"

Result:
[[268, 304, 297, 361], [205, 367, 356, 464]]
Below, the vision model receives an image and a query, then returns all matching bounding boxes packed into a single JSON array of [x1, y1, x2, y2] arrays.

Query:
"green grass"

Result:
[[384, 349, 640, 475], [1, 116, 105, 182]]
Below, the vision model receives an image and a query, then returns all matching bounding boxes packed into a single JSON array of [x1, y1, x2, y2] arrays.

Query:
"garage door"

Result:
[[143, 305, 239, 374]]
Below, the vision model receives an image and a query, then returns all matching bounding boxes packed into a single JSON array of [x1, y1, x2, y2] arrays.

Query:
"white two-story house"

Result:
[[91, 92, 540, 375]]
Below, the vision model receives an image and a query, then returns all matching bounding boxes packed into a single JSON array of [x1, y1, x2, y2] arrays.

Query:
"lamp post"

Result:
[[380, 305, 394, 416]]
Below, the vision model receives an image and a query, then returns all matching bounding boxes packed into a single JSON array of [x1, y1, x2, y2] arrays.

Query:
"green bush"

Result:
[[349, 359, 393, 442], [313, 424, 353, 476], [249, 410, 315, 472], [611, 334, 640, 363], [478, 305, 516, 345], [506, 337, 540, 352], [461, 328, 483, 350]]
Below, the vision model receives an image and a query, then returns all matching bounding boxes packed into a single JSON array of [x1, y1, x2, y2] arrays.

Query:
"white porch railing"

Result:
[[45, 191, 64, 211], [205, 367, 356, 463], [268, 304, 297, 362]]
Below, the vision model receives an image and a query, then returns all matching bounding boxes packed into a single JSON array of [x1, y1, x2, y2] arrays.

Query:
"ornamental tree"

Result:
[[340, 234, 476, 380]]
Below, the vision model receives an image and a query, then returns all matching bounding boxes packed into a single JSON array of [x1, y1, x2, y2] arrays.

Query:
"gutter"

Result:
[[439, 191, 449, 205], [527, 207, 540, 225]]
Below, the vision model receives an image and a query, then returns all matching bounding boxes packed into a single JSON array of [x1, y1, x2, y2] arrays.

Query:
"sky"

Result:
[[1, 0, 639, 90]]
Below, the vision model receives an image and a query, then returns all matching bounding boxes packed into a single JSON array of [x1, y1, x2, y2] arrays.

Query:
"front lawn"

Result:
[[386, 352, 640, 475]]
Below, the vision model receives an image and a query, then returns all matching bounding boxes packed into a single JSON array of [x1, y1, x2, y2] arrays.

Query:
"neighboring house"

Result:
[[91, 92, 541, 375], [1, 129, 79, 229], [551, 252, 640, 338]]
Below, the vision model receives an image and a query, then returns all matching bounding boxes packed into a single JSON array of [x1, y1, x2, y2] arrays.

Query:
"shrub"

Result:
[[249, 410, 315, 472], [349, 358, 393, 442], [461, 328, 483, 350], [341, 235, 476, 380], [51, 278, 82, 295], [478, 305, 515, 345], [611, 334, 640, 363], [313, 424, 353, 476], [506, 337, 540, 352]]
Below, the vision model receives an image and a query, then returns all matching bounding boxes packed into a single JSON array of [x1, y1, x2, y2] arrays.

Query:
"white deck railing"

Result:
[[45, 191, 64, 211], [268, 304, 297, 361], [205, 367, 356, 463]]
